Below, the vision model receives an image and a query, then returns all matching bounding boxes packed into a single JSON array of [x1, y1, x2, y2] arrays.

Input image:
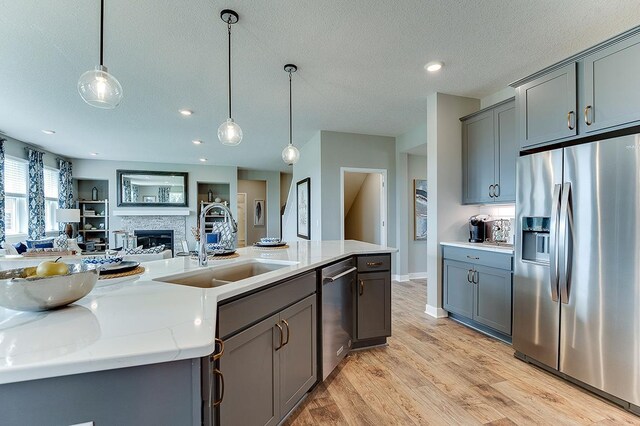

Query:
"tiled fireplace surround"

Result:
[[119, 215, 186, 255]]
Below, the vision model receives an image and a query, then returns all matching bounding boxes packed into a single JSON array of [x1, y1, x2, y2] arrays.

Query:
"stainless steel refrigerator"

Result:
[[514, 133, 640, 411]]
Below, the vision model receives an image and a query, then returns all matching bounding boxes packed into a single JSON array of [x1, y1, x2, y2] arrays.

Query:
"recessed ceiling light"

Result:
[[90, 152, 98, 156], [425, 61, 444, 72], [199, 158, 207, 162], [192, 139, 203, 145], [179, 109, 193, 116], [42, 129, 56, 135]]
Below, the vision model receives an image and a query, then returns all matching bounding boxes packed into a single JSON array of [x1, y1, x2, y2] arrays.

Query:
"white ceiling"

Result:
[[0, 1, 639, 171]]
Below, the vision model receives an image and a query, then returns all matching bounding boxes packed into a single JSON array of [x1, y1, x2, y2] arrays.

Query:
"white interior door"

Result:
[[237, 193, 247, 247]]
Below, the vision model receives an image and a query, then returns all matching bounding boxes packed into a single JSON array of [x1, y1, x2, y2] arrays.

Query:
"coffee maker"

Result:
[[468, 215, 489, 243]]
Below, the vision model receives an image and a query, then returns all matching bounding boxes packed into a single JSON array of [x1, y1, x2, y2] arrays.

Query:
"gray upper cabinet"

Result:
[[356, 271, 391, 340], [495, 102, 517, 202], [219, 313, 281, 426], [516, 63, 577, 149], [461, 98, 516, 204], [582, 34, 640, 133], [462, 110, 495, 204]]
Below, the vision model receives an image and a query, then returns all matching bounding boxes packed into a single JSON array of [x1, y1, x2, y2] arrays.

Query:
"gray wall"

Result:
[[344, 173, 381, 244], [320, 131, 396, 249], [237, 169, 281, 239], [238, 179, 267, 245], [407, 154, 427, 275], [280, 172, 293, 210], [72, 158, 237, 248], [291, 131, 322, 240], [2, 134, 65, 169]]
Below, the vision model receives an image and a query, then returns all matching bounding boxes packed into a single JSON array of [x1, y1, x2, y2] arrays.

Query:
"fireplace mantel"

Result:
[[112, 208, 191, 216]]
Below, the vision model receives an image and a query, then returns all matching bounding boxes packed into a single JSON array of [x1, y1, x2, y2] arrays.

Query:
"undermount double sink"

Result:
[[156, 259, 299, 288]]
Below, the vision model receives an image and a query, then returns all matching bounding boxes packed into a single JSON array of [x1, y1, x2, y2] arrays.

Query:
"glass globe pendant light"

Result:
[[218, 9, 243, 146], [78, 0, 123, 109], [282, 64, 300, 165]]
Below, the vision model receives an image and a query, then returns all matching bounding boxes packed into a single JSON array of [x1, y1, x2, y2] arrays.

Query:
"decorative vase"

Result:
[[91, 187, 98, 201], [215, 197, 222, 203], [208, 189, 213, 203]]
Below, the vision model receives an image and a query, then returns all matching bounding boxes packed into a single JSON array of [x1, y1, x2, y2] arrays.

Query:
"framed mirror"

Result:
[[116, 170, 188, 207]]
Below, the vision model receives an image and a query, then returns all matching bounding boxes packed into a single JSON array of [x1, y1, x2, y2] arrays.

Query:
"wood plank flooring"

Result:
[[284, 279, 640, 425]]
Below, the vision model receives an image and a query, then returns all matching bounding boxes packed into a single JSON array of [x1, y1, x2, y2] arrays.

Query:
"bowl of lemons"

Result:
[[0, 259, 99, 312]]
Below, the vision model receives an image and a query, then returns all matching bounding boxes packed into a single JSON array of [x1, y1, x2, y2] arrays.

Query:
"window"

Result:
[[44, 168, 60, 232], [4, 157, 28, 236], [3, 158, 60, 236]]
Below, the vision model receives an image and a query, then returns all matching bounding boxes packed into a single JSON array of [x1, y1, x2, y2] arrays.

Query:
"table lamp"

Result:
[[56, 208, 81, 238]]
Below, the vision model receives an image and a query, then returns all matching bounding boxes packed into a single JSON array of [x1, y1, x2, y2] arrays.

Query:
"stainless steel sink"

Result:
[[155, 259, 298, 288]]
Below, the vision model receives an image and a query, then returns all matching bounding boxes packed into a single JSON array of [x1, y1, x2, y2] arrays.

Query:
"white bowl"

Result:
[[81, 256, 123, 267], [0, 264, 99, 312]]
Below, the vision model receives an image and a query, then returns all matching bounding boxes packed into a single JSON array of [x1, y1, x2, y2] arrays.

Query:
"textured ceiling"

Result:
[[0, 1, 639, 171]]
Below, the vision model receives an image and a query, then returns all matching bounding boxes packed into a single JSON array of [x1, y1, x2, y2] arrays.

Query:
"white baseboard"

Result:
[[392, 274, 410, 282], [425, 304, 449, 318], [392, 272, 427, 282]]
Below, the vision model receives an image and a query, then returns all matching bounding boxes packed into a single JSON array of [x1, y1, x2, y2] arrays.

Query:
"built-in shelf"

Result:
[[74, 178, 110, 250]]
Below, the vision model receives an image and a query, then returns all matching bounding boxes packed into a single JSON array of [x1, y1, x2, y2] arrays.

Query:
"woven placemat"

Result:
[[252, 244, 290, 250], [99, 266, 145, 280], [190, 252, 241, 261]]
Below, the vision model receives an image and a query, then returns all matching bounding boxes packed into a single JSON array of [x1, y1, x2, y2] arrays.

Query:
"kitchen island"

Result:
[[0, 240, 395, 426]]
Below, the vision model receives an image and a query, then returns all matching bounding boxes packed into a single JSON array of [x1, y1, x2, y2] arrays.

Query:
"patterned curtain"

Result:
[[123, 178, 132, 202], [131, 184, 139, 202], [158, 186, 170, 203], [0, 139, 5, 244], [27, 148, 45, 239], [57, 158, 74, 232]]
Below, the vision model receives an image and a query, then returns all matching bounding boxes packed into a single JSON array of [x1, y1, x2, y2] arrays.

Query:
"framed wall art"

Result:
[[296, 177, 311, 239]]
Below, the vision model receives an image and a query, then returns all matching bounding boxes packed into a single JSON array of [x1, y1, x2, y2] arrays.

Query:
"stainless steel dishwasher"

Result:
[[321, 257, 356, 380]]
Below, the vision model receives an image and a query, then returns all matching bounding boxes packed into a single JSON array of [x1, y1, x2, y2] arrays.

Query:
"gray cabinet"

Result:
[[582, 34, 640, 133], [356, 271, 391, 340], [442, 246, 513, 339], [473, 264, 512, 335], [215, 273, 317, 426], [219, 313, 281, 426], [516, 63, 577, 149], [461, 99, 516, 204]]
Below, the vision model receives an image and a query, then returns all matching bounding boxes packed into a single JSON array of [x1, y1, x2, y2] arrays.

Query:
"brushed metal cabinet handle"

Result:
[[281, 319, 290, 347], [366, 261, 383, 267], [494, 183, 500, 198], [275, 323, 284, 351], [489, 184, 495, 198], [211, 338, 224, 362], [466, 255, 480, 260], [584, 105, 593, 126], [213, 369, 224, 406], [467, 270, 472, 283], [473, 270, 479, 285], [567, 111, 575, 130], [359, 280, 365, 296]]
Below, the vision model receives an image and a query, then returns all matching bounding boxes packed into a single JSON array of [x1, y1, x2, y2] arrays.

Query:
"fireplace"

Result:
[[134, 230, 174, 256]]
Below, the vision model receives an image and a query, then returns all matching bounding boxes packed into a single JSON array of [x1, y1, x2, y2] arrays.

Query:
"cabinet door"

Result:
[[462, 109, 495, 204], [356, 271, 391, 340], [494, 101, 516, 203], [219, 313, 280, 426], [279, 295, 317, 417], [443, 260, 474, 318], [473, 265, 512, 335], [517, 63, 577, 149], [583, 34, 640, 133]]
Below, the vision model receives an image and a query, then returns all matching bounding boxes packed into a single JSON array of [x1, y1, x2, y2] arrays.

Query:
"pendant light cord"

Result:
[[99, 0, 105, 66], [289, 71, 293, 146], [227, 21, 232, 119]]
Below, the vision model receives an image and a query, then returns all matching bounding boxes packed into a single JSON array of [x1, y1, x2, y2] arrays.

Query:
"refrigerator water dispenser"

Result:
[[521, 217, 550, 263]]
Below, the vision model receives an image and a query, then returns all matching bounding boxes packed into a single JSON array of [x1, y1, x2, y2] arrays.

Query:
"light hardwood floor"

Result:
[[285, 279, 640, 425]]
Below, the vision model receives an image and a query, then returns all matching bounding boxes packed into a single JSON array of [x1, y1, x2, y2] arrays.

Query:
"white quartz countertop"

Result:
[[440, 241, 514, 254], [0, 240, 396, 385]]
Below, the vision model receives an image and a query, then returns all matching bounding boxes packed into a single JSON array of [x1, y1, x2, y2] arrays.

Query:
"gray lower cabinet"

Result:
[[216, 292, 317, 426], [443, 247, 513, 339], [582, 33, 640, 133], [219, 312, 281, 426], [356, 271, 391, 340], [516, 63, 577, 149], [461, 98, 516, 204]]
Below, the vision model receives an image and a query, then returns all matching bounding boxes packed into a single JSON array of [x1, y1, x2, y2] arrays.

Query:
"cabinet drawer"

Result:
[[357, 255, 390, 272], [443, 246, 512, 270], [218, 271, 316, 339]]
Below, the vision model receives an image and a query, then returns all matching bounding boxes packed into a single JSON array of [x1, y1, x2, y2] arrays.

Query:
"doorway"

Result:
[[340, 168, 387, 245], [236, 193, 247, 247], [237, 179, 267, 245]]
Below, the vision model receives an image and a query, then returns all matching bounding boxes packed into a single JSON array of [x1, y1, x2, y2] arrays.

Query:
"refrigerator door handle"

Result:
[[558, 182, 572, 304], [548, 183, 562, 302]]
